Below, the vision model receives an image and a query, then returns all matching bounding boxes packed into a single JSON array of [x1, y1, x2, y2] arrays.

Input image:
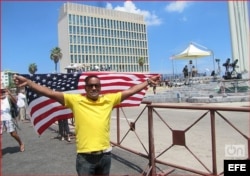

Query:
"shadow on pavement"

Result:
[[2, 146, 20, 155], [112, 152, 144, 174]]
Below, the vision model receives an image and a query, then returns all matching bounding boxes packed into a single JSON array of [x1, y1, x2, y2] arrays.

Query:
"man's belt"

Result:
[[79, 147, 112, 155]]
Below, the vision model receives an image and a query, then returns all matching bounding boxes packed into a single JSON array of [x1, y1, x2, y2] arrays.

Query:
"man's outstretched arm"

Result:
[[121, 75, 160, 102]]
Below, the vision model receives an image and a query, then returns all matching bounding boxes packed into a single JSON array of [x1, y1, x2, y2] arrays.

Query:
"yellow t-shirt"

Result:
[[64, 92, 121, 153]]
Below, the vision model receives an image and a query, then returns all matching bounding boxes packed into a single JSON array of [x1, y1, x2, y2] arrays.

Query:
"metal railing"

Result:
[[111, 101, 250, 176]]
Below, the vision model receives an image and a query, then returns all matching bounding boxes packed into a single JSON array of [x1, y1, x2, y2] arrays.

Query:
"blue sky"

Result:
[[2, 1, 248, 75]]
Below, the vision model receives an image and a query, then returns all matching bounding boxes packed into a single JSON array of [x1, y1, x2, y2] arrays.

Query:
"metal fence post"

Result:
[[210, 110, 217, 175], [148, 105, 156, 175]]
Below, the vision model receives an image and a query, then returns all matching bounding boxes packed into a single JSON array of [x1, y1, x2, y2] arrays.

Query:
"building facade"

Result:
[[1, 70, 17, 88], [58, 2, 149, 73]]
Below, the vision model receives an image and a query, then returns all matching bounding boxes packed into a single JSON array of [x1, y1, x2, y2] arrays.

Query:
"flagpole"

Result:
[[170, 57, 175, 81], [172, 59, 175, 79], [211, 50, 215, 75]]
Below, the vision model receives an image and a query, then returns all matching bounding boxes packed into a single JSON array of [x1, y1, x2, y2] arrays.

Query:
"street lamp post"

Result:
[[189, 60, 193, 78], [171, 59, 175, 80], [215, 58, 221, 77], [211, 50, 216, 75]]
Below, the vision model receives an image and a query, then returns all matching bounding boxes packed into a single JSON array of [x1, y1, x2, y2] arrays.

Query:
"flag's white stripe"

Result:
[[100, 85, 143, 91], [31, 101, 62, 119], [80, 89, 146, 97], [33, 109, 72, 132], [122, 99, 142, 104], [87, 86, 146, 92], [130, 94, 145, 99], [78, 80, 146, 87], [101, 80, 145, 84], [66, 89, 84, 94], [29, 96, 49, 108], [98, 73, 151, 79], [78, 74, 147, 83], [80, 73, 147, 79]]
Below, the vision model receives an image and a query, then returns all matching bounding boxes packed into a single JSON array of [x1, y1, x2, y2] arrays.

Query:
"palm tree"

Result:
[[50, 47, 62, 73], [138, 57, 145, 72], [28, 63, 38, 74]]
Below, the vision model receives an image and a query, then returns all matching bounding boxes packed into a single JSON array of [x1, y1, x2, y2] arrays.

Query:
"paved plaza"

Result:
[[1, 119, 149, 175], [1, 86, 249, 176]]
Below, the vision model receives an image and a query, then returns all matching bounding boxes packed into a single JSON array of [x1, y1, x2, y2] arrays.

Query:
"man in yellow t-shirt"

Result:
[[14, 74, 160, 175]]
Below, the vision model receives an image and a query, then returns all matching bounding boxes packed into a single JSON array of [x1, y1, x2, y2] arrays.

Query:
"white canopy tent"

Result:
[[172, 43, 214, 75], [172, 43, 212, 59]]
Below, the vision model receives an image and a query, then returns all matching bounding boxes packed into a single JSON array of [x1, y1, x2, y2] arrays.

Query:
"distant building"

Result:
[[1, 70, 17, 88], [58, 2, 149, 73]]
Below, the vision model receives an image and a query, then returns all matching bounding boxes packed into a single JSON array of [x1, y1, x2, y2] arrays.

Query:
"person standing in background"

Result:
[[182, 65, 188, 78], [58, 118, 71, 142], [182, 65, 189, 85], [17, 88, 27, 121], [1, 85, 25, 152], [191, 65, 197, 77], [153, 85, 156, 94]]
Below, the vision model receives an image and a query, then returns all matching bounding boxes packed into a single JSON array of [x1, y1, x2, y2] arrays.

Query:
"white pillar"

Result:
[[228, 1, 250, 78]]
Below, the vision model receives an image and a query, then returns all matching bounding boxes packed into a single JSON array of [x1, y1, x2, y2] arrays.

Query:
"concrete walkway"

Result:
[[2, 82, 249, 176], [2, 100, 249, 175], [2, 117, 195, 175], [1, 119, 149, 175]]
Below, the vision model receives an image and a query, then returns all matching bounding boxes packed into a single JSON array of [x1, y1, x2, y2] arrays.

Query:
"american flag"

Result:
[[21, 72, 155, 135]]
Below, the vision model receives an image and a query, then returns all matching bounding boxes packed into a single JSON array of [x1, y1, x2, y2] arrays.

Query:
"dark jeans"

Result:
[[76, 152, 111, 176], [58, 119, 70, 136]]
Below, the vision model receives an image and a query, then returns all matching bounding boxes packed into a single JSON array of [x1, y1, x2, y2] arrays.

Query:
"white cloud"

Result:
[[165, 1, 190, 13], [106, 3, 113, 10], [106, 1, 162, 26]]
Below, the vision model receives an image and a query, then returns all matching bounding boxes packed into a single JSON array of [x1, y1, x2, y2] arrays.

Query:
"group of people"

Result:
[[11, 74, 160, 176], [1, 84, 73, 154], [182, 65, 197, 78]]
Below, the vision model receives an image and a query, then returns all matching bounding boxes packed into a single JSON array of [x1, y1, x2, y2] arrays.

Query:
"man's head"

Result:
[[84, 75, 101, 101]]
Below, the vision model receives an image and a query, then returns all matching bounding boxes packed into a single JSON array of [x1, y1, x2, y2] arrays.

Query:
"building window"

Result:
[[80, 16, 83, 25], [69, 26, 73, 34], [69, 14, 72, 24]]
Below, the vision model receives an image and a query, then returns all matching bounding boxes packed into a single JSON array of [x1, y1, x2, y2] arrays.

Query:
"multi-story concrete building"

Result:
[[1, 70, 17, 88], [58, 2, 149, 73]]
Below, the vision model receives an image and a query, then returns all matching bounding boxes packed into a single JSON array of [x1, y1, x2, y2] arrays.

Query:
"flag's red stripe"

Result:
[[103, 91, 145, 97], [79, 89, 146, 95], [78, 73, 152, 83], [80, 72, 152, 77], [78, 80, 146, 87], [37, 113, 73, 135], [32, 105, 69, 126], [30, 99, 57, 116]]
